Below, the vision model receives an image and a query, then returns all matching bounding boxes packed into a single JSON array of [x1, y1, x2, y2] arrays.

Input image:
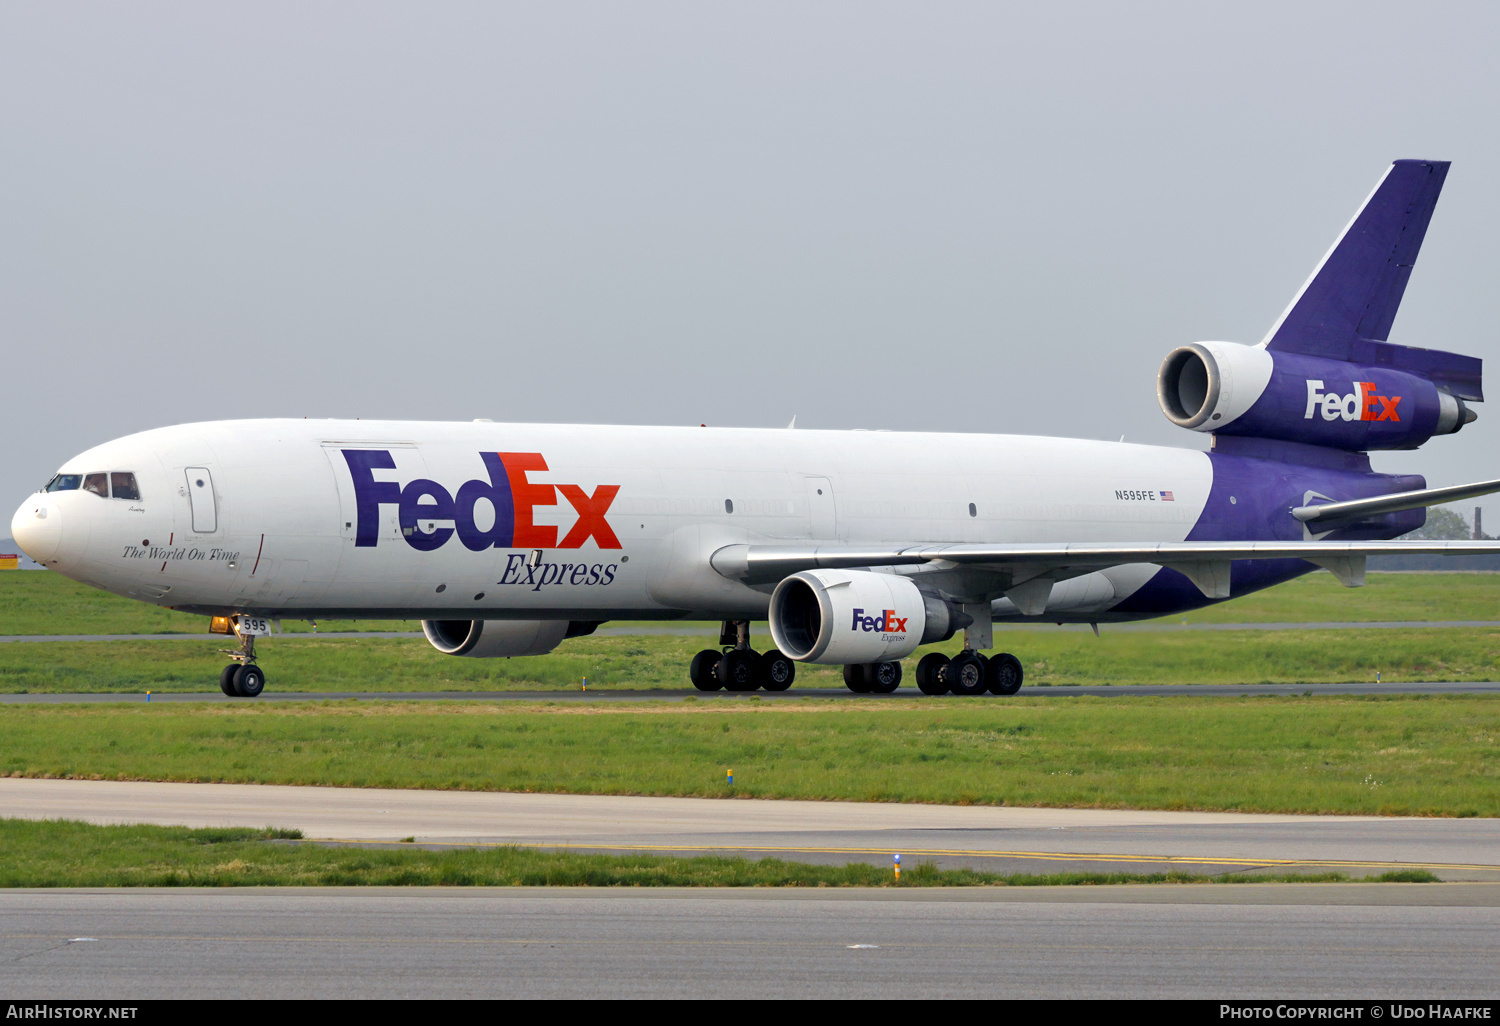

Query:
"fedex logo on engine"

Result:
[[343, 450, 620, 552], [851, 608, 909, 635], [1304, 380, 1401, 422]]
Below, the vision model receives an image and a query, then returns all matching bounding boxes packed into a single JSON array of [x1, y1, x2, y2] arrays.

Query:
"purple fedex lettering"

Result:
[[346, 449, 516, 550], [454, 453, 515, 551], [344, 450, 401, 548], [850, 607, 908, 633], [399, 479, 455, 552]]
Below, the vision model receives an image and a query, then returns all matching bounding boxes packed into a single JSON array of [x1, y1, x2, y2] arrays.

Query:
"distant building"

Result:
[[0, 554, 18, 570]]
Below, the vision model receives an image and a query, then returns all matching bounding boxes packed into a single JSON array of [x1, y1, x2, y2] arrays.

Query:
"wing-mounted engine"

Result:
[[1158, 340, 1479, 451], [422, 618, 575, 658], [768, 569, 963, 664]]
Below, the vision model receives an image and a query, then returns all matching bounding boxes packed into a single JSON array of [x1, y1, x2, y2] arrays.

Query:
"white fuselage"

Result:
[[13, 419, 1214, 621]]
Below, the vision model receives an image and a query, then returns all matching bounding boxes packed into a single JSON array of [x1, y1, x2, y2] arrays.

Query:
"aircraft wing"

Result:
[[710, 539, 1500, 598]]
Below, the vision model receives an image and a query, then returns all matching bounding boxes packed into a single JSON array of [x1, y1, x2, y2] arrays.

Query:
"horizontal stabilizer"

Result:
[[1292, 477, 1500, 524]]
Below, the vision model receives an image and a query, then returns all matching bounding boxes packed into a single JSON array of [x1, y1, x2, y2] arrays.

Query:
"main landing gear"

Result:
[[912, 651, 1024, 696], [218, 624, 267, 698], [690, 620, 796, 693]]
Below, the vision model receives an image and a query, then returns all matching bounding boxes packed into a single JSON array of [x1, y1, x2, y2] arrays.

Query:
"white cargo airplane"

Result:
[[13, 159, 1500, 697]]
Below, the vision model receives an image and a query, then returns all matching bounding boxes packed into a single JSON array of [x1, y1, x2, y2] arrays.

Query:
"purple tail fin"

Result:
[[1263, 160, 1481, 401]]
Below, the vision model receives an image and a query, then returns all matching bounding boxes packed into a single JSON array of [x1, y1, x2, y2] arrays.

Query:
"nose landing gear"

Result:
[[218, 619, 268, 698]]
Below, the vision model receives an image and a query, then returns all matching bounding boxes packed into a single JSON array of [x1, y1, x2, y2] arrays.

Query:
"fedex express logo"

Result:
[[851, 608, 909, 636], [343, 450, 620, 552], [1304, 380, 1401, 422]]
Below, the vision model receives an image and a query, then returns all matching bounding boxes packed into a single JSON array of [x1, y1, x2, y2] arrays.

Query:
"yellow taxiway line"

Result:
[[309, 838, 1500, 874]]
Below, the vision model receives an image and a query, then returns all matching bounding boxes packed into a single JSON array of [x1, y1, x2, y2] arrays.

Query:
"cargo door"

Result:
[[185, 468, 218, 533], [321, 442, 424, 545]]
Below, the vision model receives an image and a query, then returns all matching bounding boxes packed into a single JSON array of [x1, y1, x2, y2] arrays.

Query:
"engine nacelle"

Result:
[[421, 619, 570, 658], [1158, 341, 1477, 451], [768, 569, 957, 665]]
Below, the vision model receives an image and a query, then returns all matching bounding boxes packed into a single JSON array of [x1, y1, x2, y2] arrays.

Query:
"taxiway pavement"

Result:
[[2, 886, 1496, 999], [3, 778, 1497, 879]]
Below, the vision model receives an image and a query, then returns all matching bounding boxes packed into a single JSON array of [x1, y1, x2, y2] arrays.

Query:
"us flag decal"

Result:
[[1160, 491, 1174, 501]]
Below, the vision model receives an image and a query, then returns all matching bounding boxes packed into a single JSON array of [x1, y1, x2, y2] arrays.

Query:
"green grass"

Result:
[[0, 635, 802, 693], [1, 569, 1498, 638], [1176, 571, 1500, 623], [0, 819, 1430, 887], [3, 696, 1495, 816], [4, 626, 1500, 694]]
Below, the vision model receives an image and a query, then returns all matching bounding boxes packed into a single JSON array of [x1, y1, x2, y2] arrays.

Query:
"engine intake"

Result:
[[421, 619, 571, 658], [768, 569, 959, 665], [1157, 341, 1476, 450]]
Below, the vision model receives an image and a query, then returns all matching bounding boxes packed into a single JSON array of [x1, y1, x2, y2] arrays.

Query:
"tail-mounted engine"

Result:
[[768, 569, 962, 665], [1157, 340, 1480, 451]]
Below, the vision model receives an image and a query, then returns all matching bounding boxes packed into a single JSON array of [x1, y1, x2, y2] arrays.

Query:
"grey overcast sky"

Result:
[[3, 1, 1499, 520]]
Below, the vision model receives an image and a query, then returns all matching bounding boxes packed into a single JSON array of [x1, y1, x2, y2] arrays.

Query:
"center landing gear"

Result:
[[912, 650, 1025, 696], [947, 651, 988, 695], [689, 621, 796, 693], [842, 661, 902, 694], [218, 622, 267, 698]]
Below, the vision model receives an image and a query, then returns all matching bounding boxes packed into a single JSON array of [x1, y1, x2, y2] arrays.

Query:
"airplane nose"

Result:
[[11, 497, 63, 563]]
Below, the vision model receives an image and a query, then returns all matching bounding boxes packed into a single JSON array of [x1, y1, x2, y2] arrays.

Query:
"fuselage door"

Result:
[[806, 476, 836, 539], [185, 468, 218, 533], [321, 442, 423, 543]]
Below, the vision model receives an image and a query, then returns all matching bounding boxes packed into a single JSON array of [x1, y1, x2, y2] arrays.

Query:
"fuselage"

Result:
[[10, 418, 1423, 624]]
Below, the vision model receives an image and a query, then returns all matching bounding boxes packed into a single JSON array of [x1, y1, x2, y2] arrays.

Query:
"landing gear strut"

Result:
[[219, 620, 267, 698], [909, 604, 1025, 696], [688, 621, 795, 693]]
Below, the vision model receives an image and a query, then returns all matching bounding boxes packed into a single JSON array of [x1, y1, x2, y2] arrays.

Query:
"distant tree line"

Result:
[[1373, 504, 1499, 570]]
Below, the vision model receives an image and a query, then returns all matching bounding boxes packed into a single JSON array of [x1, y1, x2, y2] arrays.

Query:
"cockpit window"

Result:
[[45, 474, 82, 492], [83, 473, 108, 498], [111, 472, 141, 501]]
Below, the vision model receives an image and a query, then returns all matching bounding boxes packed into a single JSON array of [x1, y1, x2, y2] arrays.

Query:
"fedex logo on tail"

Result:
[[851, 608, 908, 635], [343, 450, 620, 552], [1304, 380, 1401, 422]]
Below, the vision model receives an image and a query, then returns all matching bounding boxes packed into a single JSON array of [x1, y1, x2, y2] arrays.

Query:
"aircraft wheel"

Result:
[[235, 664, 266, 698], [760, 650, 795, 692], [947, 652, 988, 696], [915, 653, 950, 695], [219, 664, 241, 697], [865, 661, 902, 693], [722, 649, 760, 691], [690, 649, 724, 691], [986, 652, 1024, 695], [843, 663, 873, 694]]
